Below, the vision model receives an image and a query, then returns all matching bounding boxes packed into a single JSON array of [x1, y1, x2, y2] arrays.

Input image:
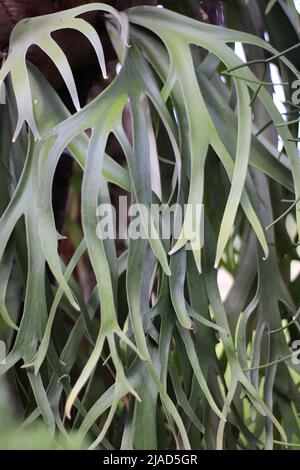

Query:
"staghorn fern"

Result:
[[0, 0, 300, 450]]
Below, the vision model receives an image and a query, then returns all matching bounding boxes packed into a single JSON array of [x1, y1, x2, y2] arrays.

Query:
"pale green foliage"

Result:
[[0, 1, 299, 450]]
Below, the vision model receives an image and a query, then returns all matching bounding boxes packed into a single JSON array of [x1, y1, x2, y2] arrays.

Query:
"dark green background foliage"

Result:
[[0, 0, 300, 450]]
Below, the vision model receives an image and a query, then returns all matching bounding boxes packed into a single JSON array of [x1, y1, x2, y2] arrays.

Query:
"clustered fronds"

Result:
[[0, 1, 299, 450]]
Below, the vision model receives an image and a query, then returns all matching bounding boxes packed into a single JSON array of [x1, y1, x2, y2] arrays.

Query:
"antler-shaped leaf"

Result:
[[0, 3, 128, 142]]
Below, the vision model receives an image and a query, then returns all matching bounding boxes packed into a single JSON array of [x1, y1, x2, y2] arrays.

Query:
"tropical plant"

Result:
[[0, 0, 300, 450]]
